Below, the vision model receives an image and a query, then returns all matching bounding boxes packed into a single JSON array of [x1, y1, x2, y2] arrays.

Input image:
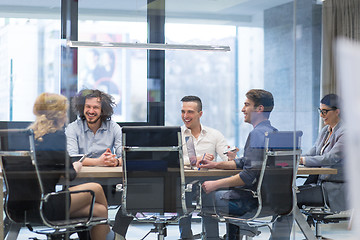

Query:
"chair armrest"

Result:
[[296, 176, 308, 179], [185, 180, 200, 192], [42, 189, 96, 224], [115, 183, 123, 192], [185, 180, 202, 212], [321, 179, 345, 184]]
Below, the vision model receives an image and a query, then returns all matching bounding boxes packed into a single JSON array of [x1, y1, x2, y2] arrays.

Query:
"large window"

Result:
[[77, 1, 148, 122], [164, 1, 321, 153], [0, 17, 61, 121], [164, 23, 236, 144], [0, 1, 336, 239], [77, 20, 147, 122], [0, 1, 321, 151]]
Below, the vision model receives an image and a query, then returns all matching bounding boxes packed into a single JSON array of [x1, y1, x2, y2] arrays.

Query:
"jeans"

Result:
[[179, 215, 193, 239], [179, 215, 220, 239], [269, 185, 322, 240], [202, 190, 258, 240], [179, 186, 220, 239], [269, 215, 293, 240]]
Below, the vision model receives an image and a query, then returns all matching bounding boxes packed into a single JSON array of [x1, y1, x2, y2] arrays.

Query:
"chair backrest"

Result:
[[121, 126, 186, 216], [256, 131, 303, 218], [0, 128, 44, 224], [0, 121, 32, 129]]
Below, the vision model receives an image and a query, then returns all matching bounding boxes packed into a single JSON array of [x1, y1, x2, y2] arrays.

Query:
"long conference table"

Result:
[[77, 166, 334, 240], [77, 166, 337, 178], [1, 166, 337, 240]]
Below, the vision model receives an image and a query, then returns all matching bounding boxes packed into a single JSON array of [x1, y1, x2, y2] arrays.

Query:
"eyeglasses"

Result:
[[318, 108, 336, 115]]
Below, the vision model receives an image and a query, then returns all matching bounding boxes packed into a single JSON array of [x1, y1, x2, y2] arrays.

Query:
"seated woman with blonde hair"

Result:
[[29, 92, 111, 240]]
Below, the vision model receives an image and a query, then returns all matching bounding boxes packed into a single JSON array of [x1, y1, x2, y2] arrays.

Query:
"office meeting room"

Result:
[[1, 0, 360, 239]]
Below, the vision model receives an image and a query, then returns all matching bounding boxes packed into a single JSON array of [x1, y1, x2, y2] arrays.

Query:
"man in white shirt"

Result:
[[181, 95, 228, 166], [180, 95, 229, 239]]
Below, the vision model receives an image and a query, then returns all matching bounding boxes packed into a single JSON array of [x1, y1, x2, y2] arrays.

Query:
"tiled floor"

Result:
[[123, 221, 354, 240], [12, 216, 354, 240]]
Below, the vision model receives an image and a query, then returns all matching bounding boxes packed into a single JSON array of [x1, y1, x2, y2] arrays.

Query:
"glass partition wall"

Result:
[[0, 3, 61, 121], [77, 1, 148, 122], [164, 0, 321, 153], [0, 0, 327, 239], [0, 0, 321, 148]]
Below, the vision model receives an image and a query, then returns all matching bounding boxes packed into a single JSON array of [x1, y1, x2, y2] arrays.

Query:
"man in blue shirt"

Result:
[[65, 89, 122, 239], [65, 89, 122, 167], [199, 89, 277, 240]]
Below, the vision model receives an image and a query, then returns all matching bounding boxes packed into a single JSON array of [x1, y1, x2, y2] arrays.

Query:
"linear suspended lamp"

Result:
[[67, 40, 231, 52]]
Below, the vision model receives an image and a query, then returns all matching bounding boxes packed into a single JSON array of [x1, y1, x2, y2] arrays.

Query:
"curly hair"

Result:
[[28, 93, 68, 141], [72, 89, 115, 122]]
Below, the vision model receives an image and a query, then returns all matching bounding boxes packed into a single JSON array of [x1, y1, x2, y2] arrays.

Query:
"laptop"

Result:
[[185, 136, 197, 168]]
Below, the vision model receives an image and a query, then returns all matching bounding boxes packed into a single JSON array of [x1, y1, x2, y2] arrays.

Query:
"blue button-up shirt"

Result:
[[235, 120, 278, 188], [65, 119, 122, 158]]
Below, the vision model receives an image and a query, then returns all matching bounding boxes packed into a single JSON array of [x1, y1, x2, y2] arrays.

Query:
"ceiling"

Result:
[[0, 0, 295, 26]]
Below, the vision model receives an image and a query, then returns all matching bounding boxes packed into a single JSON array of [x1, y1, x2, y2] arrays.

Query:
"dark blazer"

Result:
[[35, 130, 77, 194]]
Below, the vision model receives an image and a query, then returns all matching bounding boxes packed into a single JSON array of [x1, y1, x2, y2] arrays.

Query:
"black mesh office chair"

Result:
[[120, 126, 201, 240], [298, 180, 351, 239], [206, 131, 303, 239], [0, 129, 108, 240]]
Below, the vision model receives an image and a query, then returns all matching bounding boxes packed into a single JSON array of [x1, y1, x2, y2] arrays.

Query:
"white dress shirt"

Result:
[[181, 124, 228, 165]]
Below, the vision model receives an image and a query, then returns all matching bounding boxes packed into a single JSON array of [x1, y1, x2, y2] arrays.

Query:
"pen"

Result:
[[79, 152, 93, 162], [198, 153, 206, 170]]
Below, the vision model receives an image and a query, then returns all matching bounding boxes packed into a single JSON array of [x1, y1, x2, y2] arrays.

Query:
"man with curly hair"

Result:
[[65, 89, 122, 167]]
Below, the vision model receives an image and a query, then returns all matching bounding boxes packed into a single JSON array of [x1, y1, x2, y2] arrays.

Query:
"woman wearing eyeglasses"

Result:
[[270, 94, 347, 240], [298, 93, 347, 212]]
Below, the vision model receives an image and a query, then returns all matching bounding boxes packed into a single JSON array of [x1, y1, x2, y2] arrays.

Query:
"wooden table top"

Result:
[[77, 166, 337, 178]]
